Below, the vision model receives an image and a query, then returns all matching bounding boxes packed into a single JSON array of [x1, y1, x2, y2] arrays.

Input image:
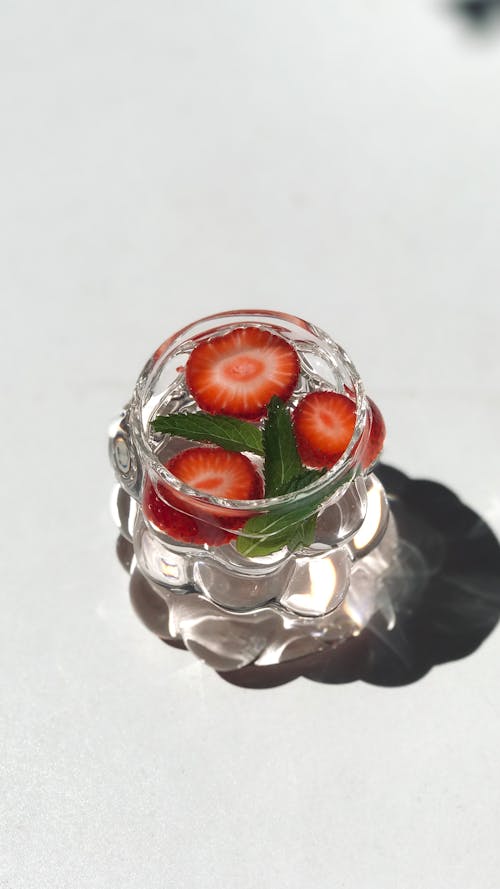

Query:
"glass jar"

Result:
[[109, 310, 393, 669]]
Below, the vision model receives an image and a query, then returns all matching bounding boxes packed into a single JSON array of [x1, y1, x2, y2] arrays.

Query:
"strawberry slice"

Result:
[[362, 398, 386, 469], [293, 391, 386, 470], [293, 391, 357, 469], [166, 446, 262, 500], [185, 326, 300, 419], [143, 446, 263, 545]]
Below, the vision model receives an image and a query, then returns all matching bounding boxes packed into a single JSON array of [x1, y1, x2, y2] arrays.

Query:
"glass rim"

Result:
[[130, 309, 368, 511]]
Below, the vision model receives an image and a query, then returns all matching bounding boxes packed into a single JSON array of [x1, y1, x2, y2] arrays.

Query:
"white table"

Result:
[[2, 3, 500, 887]]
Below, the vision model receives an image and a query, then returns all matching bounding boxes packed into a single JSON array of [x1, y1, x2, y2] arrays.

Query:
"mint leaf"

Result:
[[236, 510, 314, 557], [286, 514, 318, 551], [151, 412, 264, 456], [236, 396, 344, 556], [235, 488, 324, 557], [236, 472, 352, 557], [262, 396, 302, 496], [273, 467, 327, 496]]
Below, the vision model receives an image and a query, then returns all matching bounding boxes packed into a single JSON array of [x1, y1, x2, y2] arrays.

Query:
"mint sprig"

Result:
[[261, 397, 326, 496], [262, 395, 302, 495], [286, 514, 318, 551], [151, 412, 264, 456], [236, 397, 334, 557], [234, 505, 316, 558], [272, 466, 327, 497], [235, 473, 344, 557]]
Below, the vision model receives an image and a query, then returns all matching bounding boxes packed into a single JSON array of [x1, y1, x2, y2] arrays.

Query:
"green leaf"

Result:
[[272, 467, 327, 497], [262, 396, 302, 496], [151, 412, 264, 456], [286, 514, 318, 552], [235, 494, 321, 558], [236, 517, 306, 557], [237, 390, 351, 555], [235, 510, 318, 558], [236, 471, 354, 557]]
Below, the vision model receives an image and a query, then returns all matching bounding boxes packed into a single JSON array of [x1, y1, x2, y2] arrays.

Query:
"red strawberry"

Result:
[[143, 478, 214, 543], [185, 326, 300, 419], [362, 398, 386, 469], [166, 446, 262, 502], [143, 446, 263, 546], [293, 391, 357, 469], [293, 391, 386, 470]]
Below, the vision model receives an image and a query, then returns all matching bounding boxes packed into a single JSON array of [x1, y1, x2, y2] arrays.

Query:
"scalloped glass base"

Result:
[[111, 474, 407, 670]]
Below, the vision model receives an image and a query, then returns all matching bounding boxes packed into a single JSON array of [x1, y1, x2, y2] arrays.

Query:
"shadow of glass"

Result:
[[118, 464, 500, 690], [449, 0, 500, 29], [220, 464, 500, 688]]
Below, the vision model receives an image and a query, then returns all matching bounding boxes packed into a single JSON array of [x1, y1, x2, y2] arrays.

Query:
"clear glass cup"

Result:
[[109, 310, 393, 668]]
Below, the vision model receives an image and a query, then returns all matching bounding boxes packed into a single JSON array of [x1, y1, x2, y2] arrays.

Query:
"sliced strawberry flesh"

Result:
[[223, 354, 264, 381], [186, 326, 300, 419], [143, 477, 237, 545], [293, 391, 357, 469], [167, 446, 260, 500], [361, 398, 386, 469], [293, 390, 385, 470], [142, 446, 263, 545]]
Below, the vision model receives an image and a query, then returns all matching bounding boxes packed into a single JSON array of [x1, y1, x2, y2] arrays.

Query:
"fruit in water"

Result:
[[143, 446, 263, 545], [293, 391, 385, 469], [166, 446, 262, 500], [185, 326, 300, 419], [143, 478, 217, 543], [293, 391, 357, 469], [362, 397, 385, 469]]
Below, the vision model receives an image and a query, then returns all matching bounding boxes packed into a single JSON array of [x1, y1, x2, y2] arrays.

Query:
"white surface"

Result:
[[2, 3, 500, 887]]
